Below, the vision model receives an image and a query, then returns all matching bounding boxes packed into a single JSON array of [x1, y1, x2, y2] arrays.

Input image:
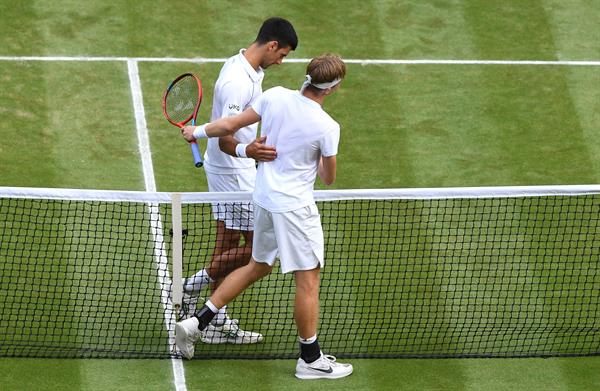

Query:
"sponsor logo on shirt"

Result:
[[228, 103, 241, 111]]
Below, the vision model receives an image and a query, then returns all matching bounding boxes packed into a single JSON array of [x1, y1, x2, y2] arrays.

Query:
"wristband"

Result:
[[235, 143, 249, 158], [192, 124, 208, 139]]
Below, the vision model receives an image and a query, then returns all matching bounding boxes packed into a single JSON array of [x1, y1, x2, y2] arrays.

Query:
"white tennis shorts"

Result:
[[206, 169, 255, 231], [252, 203, 324, 274]]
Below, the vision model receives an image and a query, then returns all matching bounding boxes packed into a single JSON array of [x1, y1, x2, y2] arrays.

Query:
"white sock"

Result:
[[205, 299, 219, 313], [210, 306, 229, 326], [299, 334, 317, 344], [184, 269, 214, 293]]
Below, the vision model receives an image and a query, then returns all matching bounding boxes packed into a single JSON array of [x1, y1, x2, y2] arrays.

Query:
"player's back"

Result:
[[251, 87, 340, 212]]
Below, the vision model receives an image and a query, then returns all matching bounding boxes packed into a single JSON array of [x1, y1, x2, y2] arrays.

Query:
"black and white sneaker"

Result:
[[200, 318, 264, 344], [295, 353, 353, 380], [177, 278, 202, 320]]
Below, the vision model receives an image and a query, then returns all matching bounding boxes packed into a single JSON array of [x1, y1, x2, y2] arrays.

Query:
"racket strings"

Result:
[[165, 76, 199, 124]]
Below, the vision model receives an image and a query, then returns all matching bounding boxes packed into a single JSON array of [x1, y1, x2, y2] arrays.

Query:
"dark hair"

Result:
[[255, 17, 298, 50]]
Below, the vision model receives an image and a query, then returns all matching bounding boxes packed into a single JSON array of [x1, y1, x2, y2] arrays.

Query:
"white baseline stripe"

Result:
[[0, 55, 599, 66], [127, 60, 187, 391]]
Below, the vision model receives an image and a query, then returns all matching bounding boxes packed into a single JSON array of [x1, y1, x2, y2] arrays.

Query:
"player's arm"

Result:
[[219, 135, 277, 161], [181, 108, 260, 140], [318, 126, 339, 185], [318, 155, 337, 185]]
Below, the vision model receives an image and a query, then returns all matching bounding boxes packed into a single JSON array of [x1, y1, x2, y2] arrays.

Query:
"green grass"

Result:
[[0, 200, 168, 358], [0, 0, 599, 390], [1, 357, 598, 391], [0, 61, 142, 189]]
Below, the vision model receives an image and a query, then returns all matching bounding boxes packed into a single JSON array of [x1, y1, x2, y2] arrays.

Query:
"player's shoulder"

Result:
[[261, 86, 294, 101], [216, 69, 252, 97], [264, 86, 291, 95], [217, 56, 248, 83], [319, 110, 340, 133]]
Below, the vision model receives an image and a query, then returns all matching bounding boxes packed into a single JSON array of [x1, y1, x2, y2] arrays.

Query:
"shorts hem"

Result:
[[252, 257, 276, 267], [281, 260, 323, 274]]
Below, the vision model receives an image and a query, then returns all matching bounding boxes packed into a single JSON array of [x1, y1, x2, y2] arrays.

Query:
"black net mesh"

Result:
[[1, 191, 599, 359]]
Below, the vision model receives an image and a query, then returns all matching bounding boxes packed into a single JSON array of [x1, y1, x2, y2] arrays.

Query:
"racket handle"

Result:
[[191, 141, 203, 168]]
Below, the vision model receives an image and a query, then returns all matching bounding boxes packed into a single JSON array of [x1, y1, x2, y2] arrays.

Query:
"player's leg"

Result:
[[293, 268, 353, 380], [270, 204, 352, 379], [180, 219, 239, 319], [210, 259, 272, 307], [182, 194, 252, 318], [294, 268, 321, 346], [175, 259, 271, 358], [201, 204, 258, 340], [184, 171, 252, 296], [206, 227, 253, 281], [176, 203, 275, 357], [208, 168, 256, 283], [183, 220, 240, 295], [184, 172, 255, 325]]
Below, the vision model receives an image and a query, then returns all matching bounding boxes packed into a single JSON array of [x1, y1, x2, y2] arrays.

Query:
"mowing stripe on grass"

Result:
[[127, 59, 187, 391], [0, 56, 599, 66]]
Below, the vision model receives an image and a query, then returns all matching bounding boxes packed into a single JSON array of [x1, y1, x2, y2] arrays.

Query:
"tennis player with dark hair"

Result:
[[178, 53, 353, 379], [181, 17, 298, 345]]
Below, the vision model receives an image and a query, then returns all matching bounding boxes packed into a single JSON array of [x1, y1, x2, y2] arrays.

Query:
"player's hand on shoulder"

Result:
[[247, 136, 277, 162]]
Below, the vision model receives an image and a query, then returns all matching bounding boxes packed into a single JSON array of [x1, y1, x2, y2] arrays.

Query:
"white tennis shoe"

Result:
[[175, 317, 201, 359], [295, 353, 353, 380], [200, 318, 264, 344]]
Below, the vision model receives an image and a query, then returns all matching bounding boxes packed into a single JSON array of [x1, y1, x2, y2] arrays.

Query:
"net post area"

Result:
[[171, 193, 183, 320], [0, 185, 598, 359]]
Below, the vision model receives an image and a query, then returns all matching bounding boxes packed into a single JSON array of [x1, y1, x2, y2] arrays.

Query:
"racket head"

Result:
[[162, 73, 203, 127]]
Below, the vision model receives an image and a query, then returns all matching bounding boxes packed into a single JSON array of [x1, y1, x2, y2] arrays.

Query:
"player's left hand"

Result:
[[247, 136, 277, 161]]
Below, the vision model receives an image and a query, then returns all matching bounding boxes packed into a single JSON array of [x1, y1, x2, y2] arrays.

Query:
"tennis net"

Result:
[[0, 185, 598, 359]]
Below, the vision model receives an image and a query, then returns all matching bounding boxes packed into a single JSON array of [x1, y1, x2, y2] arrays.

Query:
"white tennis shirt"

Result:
[[251, 87, 340, 212], [203, 49, 264, 174]]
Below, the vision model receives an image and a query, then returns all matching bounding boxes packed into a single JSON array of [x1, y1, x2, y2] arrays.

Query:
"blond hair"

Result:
[[305, 53, 346, 87]]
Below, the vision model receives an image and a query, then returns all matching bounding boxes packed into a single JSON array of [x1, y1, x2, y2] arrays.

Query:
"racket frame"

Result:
[[162, 73, 204, 167]]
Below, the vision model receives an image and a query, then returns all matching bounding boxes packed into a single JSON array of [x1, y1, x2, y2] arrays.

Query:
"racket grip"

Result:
[[191, 141, 203, 168]]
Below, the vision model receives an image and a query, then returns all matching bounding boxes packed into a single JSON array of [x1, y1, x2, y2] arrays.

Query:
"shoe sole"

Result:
[[295, 368, 353, 380], [200, 336, 264, 344]]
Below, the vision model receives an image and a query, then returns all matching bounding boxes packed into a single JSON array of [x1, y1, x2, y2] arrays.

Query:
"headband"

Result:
[[300, 74, 342, 92]]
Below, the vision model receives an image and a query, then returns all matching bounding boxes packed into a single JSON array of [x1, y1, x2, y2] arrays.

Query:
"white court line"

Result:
[[127, 59, 187, 391], [0, 55, 599, 66]]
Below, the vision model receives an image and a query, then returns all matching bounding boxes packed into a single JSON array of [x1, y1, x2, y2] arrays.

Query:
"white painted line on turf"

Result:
[[0, 55, 599, 66], [127, 60, 158, 192], [127, 59, 187, 391]]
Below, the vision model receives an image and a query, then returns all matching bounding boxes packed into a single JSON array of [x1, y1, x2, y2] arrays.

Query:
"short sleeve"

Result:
[[251, 87, 278, 117], [251, 93, 266, 117], [219, 81, 248, 118], [320, 125, 340, 157]]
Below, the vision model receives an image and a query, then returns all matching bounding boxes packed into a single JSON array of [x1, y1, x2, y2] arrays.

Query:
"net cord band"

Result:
[[3, 185, 600, 203]]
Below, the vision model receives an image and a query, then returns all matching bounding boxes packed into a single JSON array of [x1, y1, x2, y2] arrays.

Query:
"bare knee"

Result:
[[294, 269, 320, 295], [247, 259, 272, 281], [213, 221, 241, 255]]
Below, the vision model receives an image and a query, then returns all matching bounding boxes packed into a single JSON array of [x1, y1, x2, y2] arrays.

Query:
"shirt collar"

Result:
[[296, 90, 322, 108], [238, 49, 264, 83]]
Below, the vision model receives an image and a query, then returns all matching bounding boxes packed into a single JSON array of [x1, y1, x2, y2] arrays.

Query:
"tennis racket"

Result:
[[162, 73, 204, 167]]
